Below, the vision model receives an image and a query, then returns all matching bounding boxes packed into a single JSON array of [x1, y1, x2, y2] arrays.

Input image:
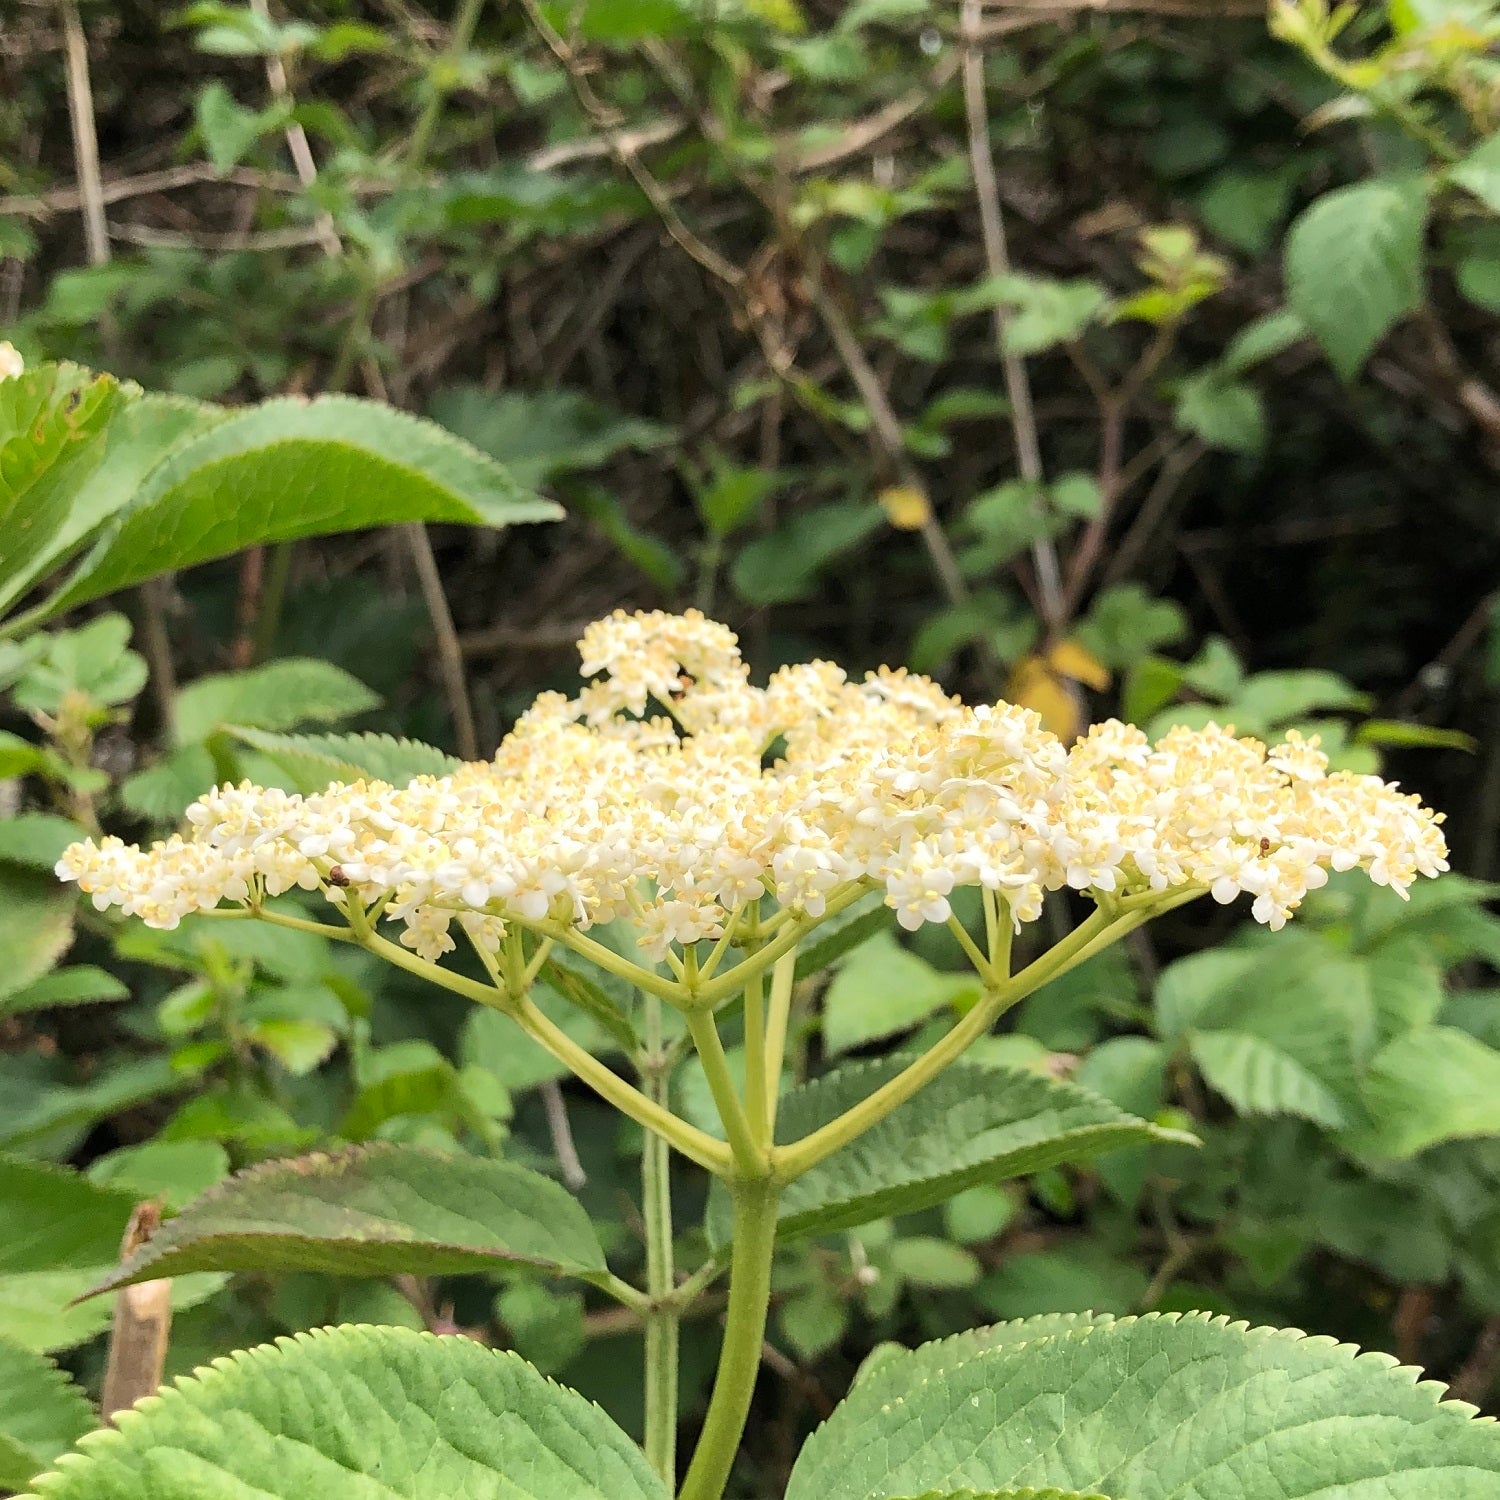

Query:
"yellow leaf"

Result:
[[1007, 656, 1086, 741], [1046, 637, 1111, 692], [878, 486, 931, 532]]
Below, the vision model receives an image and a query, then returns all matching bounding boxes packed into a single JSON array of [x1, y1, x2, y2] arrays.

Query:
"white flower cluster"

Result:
[[57, 610, 1449, 962]]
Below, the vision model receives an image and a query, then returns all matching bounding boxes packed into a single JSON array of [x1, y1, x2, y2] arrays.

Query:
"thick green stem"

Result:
[[676, 1177, 779, 1500], [641, 995, 678, 1486], [762, 948, 797, 1136]]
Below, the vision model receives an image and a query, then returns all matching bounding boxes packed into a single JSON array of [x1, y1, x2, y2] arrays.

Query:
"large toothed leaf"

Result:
[[0, 387, 219, 620], [88, 1145, 607, 1297], [36, 395, 560, 619], [710, 1061, 1190, 1248], [787, 1312, 1500, 1500], [0, 1338, 95, 1490], [23, 1324, 666, 1500], [223, 726, 461, 792], [892, 1492, 1106, 1500], [0, 365, 123, 617]]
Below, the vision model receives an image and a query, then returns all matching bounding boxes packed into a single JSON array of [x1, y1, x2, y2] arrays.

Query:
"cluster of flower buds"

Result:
[[58, 610, 1448, 962]]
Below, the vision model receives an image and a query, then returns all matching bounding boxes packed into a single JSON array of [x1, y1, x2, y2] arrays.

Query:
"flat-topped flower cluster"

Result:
[[58, 610, 1449, 961]]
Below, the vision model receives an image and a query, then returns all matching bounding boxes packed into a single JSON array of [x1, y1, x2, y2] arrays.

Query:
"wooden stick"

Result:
[[100, 1202, 172, 1423]]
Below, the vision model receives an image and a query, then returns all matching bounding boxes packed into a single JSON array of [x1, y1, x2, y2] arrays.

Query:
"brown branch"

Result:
[[962, 0, 1063, 631], [101, 1203, 172, 1422], [58, 0, 108, 267]]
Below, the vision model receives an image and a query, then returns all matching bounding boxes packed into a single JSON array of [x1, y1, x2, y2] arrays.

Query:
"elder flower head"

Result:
[[57, 610, 1448, 962]]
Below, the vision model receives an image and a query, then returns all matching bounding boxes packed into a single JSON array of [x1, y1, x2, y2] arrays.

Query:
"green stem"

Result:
[[762, 948, 796, 1136], [676, 1177, 779, 1500], [741, 967, 768, 1147], [696, 882, 869, 1008], [686, 1009, 761, 1175], [773, 904, 1128, 1181], [406, 0, 486, 173], [641, 995, 678, 1486]]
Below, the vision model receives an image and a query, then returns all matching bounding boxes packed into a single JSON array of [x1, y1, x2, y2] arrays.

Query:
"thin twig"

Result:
[[810, 283, 968, 608], [1100, 438, 1204, 587], [541, 1079, 589, 1191], [402, 522, 479, 759], [58, 0, 108, 267], [962, 0, 1063, 632], [518, 0, 744, 291], [248, 0, 341, 256]]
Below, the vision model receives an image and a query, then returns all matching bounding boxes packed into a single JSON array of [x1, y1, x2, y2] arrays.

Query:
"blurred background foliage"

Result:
[[6, 0, 1500, 1493]]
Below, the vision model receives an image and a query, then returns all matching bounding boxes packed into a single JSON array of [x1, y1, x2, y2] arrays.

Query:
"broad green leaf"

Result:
[[429, 385, 669, 488], [38, 395, 560, 618], [988, 275, 1111, 355], [1173, 373, 1264, 453], [710, 1060, 1190, 1247], [87, 1141, 231, 1213], [1351, 1026, 1500, 1158], [24, 1325, 665, 1500], [891, 1492, 1105, 1500], [1365, 934, 1445, 1039], [787, 1312, 1500, 1500], [0, 869, 74, 1005], [0, 1157, 138, 1274], [1285, 177, 1428, 381], [0, 365, 123, 616], [0, 967, 129, 1019], [0, 815, 87, 872], [223, 726, 460, 792], [1190, 1029, 1348, 1127], [1451, 134, 1500, 216], [11, 615, 146, 713], [0, 1055, 190, 1154], [1220, 307, 1307, 374], [89, 1144, 607, 1296], [731, 501, 884, 605], [850, 1313, 1113, 1395], [0, 1339, 94, 1490], [0, 391, 221, 619], [822, 930, 981, 1055], [173, 658, 380, 745]]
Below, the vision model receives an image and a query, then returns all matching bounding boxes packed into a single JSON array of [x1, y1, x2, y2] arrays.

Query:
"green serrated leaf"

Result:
[[1190, 1029, 1348, 1128], [37, 395, 560, 619], [174, 658, 380, 746], [2, 385, 223, 624], [24, 1324, 665, 1500], [0, 365, 124, 618], [223, 726, 460, 791], [88, 1144, 608, 1298], [710, 1061, 1188, 1248], [1285, 177, 1428, 381], [788, 1312, 1500, 1500], [0, 1339, 95, 1489]]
